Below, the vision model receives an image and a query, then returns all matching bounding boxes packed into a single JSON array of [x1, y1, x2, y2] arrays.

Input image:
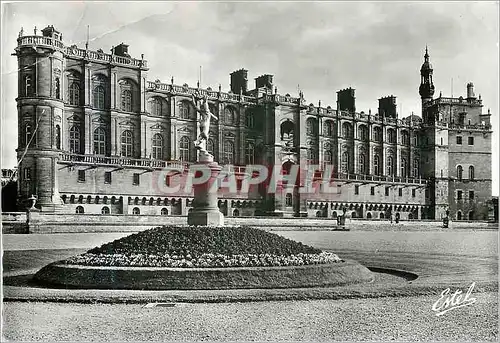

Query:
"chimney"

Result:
[[467, 82, 476, 99], [255, 74, 274, 90], [378, 95, 397, 118], [230, 69, 248, 94], [112, 43, 130, 57], [336, 87, 356, 113]]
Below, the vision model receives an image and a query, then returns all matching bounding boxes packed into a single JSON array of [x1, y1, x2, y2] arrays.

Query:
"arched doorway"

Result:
[[468, 211, 474, 220]]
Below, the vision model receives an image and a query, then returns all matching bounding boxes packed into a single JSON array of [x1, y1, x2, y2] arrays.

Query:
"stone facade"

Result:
[[12, 26, 493, 220]]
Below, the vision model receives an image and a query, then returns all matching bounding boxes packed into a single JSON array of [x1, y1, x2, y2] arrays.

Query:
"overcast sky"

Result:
[[1, 1, 498, 194]]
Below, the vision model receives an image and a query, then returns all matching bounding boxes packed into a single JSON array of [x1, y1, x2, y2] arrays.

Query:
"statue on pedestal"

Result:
[[192, 93, 218, 154]]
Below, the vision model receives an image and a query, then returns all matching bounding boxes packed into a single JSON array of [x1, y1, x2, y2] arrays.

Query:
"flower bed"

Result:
[[64, 226, 343, 268]]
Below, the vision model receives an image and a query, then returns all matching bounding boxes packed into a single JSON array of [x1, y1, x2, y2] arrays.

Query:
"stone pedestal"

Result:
[[187, 150, 224, 226]]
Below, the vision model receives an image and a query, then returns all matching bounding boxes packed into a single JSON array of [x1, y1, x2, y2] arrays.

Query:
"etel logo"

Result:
[[432, 282, 477, 316]]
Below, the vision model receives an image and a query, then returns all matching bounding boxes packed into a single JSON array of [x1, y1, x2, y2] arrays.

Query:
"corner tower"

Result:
[[13, 25, 65, 211]]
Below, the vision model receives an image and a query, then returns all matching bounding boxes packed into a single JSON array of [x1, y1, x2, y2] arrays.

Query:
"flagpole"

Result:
[[85, 25, 89, 50]]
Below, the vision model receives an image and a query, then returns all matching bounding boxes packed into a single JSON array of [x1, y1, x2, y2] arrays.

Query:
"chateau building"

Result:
[[13, 26, 493, 220]]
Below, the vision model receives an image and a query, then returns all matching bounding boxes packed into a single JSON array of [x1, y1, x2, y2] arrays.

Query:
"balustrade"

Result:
[[17, 35, 145, 68], [60, 153, 188, 170]]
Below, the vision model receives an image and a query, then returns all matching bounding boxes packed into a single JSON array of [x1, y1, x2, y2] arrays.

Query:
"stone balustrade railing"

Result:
[[59, 153, 187, 170], [17, 35, 147, 68], [430, 97, 482, 106], [146, 81, 256, 104], [334, 172, 426, 185]]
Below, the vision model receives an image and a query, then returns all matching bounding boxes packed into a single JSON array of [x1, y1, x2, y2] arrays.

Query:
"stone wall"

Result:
[[2, 211, 494, 234]]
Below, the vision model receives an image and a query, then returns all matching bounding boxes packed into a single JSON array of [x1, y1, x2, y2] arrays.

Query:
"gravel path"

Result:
[[3, 292, 497, 342]]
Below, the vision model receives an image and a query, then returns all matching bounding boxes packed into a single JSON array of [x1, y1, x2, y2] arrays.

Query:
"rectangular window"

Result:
[[412, 189, 416, 197], [468, 137, 474, 145], [337, 184, 342, 194], [370, 186, 375, 196], [133, 173, 140, 186], [104, 172, 112, 184], [457, 190, 463, 200], [456, 136, 462, 145], [469, 191, 474, 200], [398, 188, 403, 196], [78, 170, 85, 182], [385, 187, 390, 196], [23, 167, 31, 180], [354, 185, 359, 195]]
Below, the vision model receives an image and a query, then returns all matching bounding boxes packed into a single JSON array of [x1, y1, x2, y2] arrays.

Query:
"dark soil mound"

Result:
[[88, 226, 322, 257]]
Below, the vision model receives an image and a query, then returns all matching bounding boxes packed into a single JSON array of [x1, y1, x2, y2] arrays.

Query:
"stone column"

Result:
[[187, 151, 224, 226]]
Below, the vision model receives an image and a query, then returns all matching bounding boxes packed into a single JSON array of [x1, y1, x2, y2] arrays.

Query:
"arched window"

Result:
[[366, 212, 372, 219], [341, 151, 350, 173], [152, 133, 163, 160], [55, 125, 61, 149], [413, 158, 420, 177], [69, 126, 80, 153], [374, 127, 382, 142], [121, 130, 133, 157], [400, 158, 408, 178], [25, 124, 32, 147], [457, 165, 463, 180], [93, 127, 106, 155], [121, 89, 132, 112], [223, 140, 235, 164], [387, 129, 396, 144], [179, 101, 190, 119], [161, 208, 168, 216], [412, 133, 418, 146], [151, 97, 162, 116], [225, 107, 234, 125], [69, 82, 80, 105], [179, 136, 190, 162], [245, 141, 255, 164], [324, 121, 334, 137], [457, 211, 462, 220], [324, 150, 333, 164], [306, 118, 316, 135], [285, 193, 293, 206], [332, 211, 337, 219], [207, 138, 215, 156], [342, 123, 352, 138], [387, 156, 394, 176], [374, 155, 381, 175], [132, 207, 140, 215], [55, 77, 61, 99], [359, 153, 366, 174], [246, 112, 254, 128], [468, 166, 474, 180], [93, 85, 105, 109], [25, 75, 33, 96], [401, 131, 409, 145], [101, 206, 110, 214], [75, 206, 84, 214], [358, 125, 368, 140], [307, 148, 317, 163]]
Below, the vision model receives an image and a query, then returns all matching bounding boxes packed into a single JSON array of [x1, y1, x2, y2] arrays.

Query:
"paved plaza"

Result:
[[3, 228, 498, 341]]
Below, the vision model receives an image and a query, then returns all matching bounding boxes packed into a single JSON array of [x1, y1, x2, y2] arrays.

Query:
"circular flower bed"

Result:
[[63, 226, 343, 268]]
